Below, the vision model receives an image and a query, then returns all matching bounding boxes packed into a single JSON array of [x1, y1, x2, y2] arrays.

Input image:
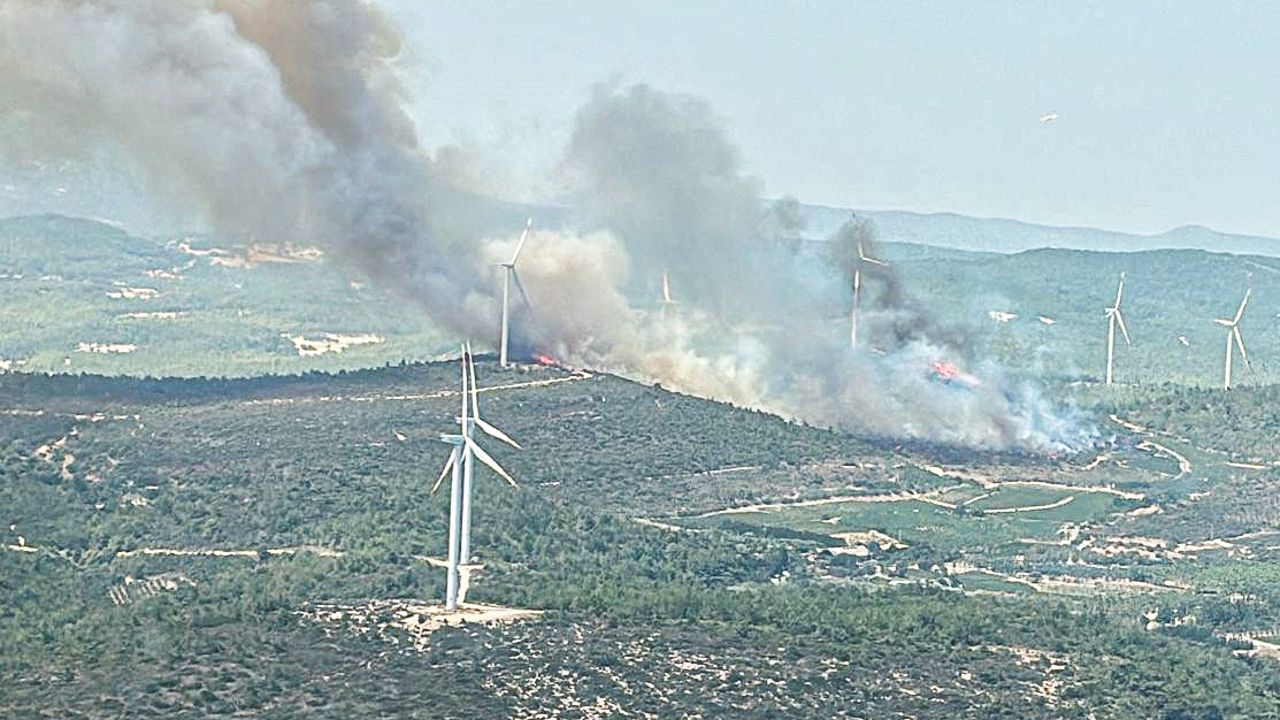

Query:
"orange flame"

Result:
[[931, 360, 958, 380]]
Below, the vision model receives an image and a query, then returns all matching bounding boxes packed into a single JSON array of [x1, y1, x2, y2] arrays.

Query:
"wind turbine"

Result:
[[431, 351, 468, 611], [1104, 273, 1131, 385], [850, 240, 888, 348], [431, 345, 520, 610], [498, 218, 534, 367], [458, 342, 520, 564], [1214, 287, 1251, 389]]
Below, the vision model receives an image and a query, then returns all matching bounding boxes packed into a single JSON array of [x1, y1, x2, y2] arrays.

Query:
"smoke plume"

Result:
[[0, 0, 482, 330], [0, 1, 1095, 451]]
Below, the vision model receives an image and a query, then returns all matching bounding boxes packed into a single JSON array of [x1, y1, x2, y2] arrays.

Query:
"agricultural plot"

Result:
[[684, 484, 1135, 557]]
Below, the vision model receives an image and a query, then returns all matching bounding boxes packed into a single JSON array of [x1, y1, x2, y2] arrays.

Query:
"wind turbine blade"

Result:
[[467, 341, 481, 418], [509, 218, 533, 266], [511, 268, 535, 313], [1234, 288, 1251, 324], [465, 437, 518, 487], [661, 271, 672, 303], [1114, 274, 1125, 308], [460, 345, 470, 430], [1213, 318, 1234, 327], [475, 416, 522, 449], [857, 242, 888, 266], [431, 451, 456, 495], [1114, 311, 1131, 345], [1234, 327, 1250, 366]]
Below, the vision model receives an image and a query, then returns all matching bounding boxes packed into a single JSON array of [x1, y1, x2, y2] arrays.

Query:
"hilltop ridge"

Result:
[[795, 204, 1280, 257]]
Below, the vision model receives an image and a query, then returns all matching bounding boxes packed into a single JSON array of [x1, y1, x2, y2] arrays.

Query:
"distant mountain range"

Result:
[[5, 161, 1279, 258], [796, 204, 1280, 257]]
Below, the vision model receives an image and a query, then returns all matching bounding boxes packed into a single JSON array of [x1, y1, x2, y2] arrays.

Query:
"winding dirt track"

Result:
[[115, 545, 344, 559], [241, 370, 594, 408], [984, 496, 1075, 514], [1136, 440, 1193, 478], [696, 491, 953, 518], [0, 371, 594, 420], [1112, 414, 1280, 470]]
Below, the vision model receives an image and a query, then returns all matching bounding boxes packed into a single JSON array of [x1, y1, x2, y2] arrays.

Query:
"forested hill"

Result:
[[3, 212, 1280, 387]]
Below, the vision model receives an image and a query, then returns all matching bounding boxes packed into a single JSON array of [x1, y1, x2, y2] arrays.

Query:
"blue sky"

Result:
[[384, 1, 1280, 238]]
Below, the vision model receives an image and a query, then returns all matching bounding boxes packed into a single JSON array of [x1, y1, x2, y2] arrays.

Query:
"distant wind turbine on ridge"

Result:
[[850, 239, 887, 348], [1104, 273, 1131, 385], [498, 218, 534, 367], [1214, 287, 1251, 390]]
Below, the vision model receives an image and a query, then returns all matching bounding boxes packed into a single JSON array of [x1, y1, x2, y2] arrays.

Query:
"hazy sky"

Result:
[[384, 1, 1280, 238]]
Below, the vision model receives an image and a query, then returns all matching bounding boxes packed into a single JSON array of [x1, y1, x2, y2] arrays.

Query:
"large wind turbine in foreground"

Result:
[[498, 218, 534, 367], [850, 240, 888, 348], [432, 346, 520, 610], [458, 343, 520, 564], [1103, 273, 1131, 385], [1214, 287, 1251, 390]]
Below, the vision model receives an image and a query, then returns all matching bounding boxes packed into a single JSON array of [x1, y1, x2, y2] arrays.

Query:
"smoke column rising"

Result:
[[0, 0, 483, 330], [0, 0, 1095, 450], [533, 83, 1095, 450]]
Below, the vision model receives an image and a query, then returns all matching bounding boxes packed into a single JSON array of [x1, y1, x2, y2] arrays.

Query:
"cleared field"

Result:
[[686, 485, 1136, 553]]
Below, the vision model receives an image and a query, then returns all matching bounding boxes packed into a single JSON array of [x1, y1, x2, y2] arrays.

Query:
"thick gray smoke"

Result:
[[0, 0, 484, 330], [825, 216, 970, 352], [505, 84, 1095, 450], [0, 1, 1095, 450], [562, 84, 767, 312]]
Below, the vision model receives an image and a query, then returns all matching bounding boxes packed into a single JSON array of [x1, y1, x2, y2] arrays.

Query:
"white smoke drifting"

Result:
[[0, 0, 1095, 451]]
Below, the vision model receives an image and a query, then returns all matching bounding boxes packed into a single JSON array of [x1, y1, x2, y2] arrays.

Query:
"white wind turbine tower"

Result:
[[1103, 272, 1131, 385], [498, 218, 534, 367], [1214, 287, 1251, 390], [431, 352, 468, 611], [431, 345, 520, 610], [850, 240, 887, 348], [458, 342, 520, 564]]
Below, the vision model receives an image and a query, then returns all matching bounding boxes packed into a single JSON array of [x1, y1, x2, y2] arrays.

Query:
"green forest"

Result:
[[6, 216, 1280, 717], [4, 360, 1280, 718]]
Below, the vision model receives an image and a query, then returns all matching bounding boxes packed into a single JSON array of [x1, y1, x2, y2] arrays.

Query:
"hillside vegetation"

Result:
[[7, 215, 1280, 717], [4, 363, 1280, 717]]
